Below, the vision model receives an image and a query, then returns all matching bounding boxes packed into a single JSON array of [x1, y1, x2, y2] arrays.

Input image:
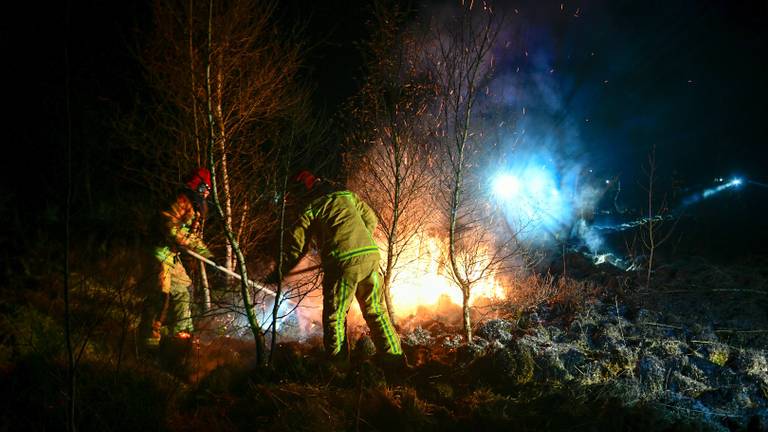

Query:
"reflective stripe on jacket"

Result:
[[282, 190, 379, 272]]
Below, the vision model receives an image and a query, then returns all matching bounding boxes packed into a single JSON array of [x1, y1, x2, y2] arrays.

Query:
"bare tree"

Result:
[[426, 1, 505, 341], [346, 0, 437, 324], [140, 0, 308, 363], [204, 0, 304, 272], [140, 0, 304, 254], [639, 144, 677, 289]]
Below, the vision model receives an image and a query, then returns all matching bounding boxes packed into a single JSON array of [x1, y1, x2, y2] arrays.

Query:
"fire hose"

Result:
[[183, 248, 322, 331], [182, 248, 321, 300]]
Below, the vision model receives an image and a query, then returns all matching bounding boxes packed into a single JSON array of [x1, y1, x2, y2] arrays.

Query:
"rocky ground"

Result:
[[393, 254, 768, 431], [169, 253, 768, 431]]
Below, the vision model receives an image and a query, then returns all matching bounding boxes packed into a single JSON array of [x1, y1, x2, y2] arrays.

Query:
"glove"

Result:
[[196, 246, 214, 259]]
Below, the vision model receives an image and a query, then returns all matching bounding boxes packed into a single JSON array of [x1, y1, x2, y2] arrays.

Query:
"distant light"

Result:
[[605, 179, 611, 185], [492, 165, 566, 230], [493, 174, 521, 199], [699, 176, 746, 199]]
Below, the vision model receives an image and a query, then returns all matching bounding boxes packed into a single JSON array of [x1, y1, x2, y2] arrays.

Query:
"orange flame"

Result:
[[387, 236, 505, 318]]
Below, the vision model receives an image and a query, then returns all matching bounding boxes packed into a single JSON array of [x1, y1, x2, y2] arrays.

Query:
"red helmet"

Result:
[[186, 167, 212, 192], [294, 170, 317, 191]]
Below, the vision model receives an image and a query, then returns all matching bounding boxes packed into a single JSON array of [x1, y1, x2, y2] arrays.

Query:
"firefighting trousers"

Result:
[[140, 251, 194, 343], [322, 254, 402, 357]]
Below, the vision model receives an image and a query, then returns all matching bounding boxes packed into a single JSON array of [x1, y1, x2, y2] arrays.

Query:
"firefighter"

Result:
[[264, 170, 406, 372], [140, 167, 213, 349]]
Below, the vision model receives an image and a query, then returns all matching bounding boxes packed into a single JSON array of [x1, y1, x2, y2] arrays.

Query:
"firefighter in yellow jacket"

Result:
[[264, 171, 404, 366], [141, 168, 213, 348]]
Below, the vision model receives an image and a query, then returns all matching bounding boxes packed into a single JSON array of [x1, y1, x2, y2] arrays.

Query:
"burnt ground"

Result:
[[1, 253, 767, 431]]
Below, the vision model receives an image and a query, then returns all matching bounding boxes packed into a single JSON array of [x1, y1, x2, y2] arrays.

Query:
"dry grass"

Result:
[[490, 273, 602, 322]]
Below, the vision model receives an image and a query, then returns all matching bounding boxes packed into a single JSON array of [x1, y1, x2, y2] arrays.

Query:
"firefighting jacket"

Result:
[[155, 191, 210, 262], [279, 189, 379, 274]]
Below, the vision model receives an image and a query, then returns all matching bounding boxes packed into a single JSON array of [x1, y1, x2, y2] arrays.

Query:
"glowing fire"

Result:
[[387, 235, 506, 318], [286, 234, 507, 333]]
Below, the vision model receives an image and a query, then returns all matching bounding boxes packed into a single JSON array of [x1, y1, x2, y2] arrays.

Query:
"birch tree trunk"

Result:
[[206, 0, 265, 363], [214, 56, 234, 273]]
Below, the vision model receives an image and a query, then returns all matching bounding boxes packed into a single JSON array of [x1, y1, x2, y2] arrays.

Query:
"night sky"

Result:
[[4, 0, 767, 259]]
